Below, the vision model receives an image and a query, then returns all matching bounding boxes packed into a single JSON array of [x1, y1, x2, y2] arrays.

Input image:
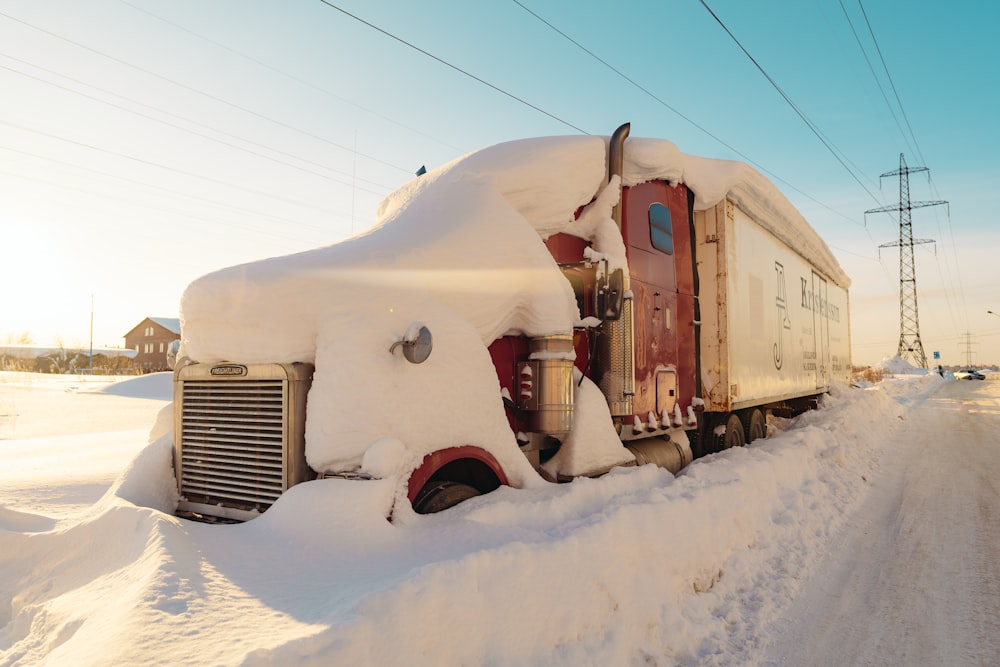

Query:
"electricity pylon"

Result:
[[865, 154, 947, 369], [958, 331, 978, 366]]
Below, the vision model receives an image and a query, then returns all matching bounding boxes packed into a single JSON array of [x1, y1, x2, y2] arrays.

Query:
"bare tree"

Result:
[[4, 331, 33, 345]]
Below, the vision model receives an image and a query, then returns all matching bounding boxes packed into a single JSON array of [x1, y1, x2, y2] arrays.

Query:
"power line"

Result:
[[0, 166, 338, 249], [510, 0, 874, 232], [0, 144, 359, 233], [848, 2, 971, 339], [855, 0, 926, 168], [117, 0, 464, 154], [511, 2, 735, 149], [846, 1, 971, 336], [697, 0, 887, 208], [510, 0, 900, 279], [314, 0, 588, 134], [0, 9, 414, 174], [835, 0, 915, 158], [0, 119, 352, 218], [849, 0, 973, 332], [0, 56, 393, 195], [838, 0, 969, 336]]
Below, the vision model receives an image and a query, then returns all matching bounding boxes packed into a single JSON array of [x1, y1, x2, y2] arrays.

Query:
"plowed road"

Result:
[[765, 378, 1000, 666]]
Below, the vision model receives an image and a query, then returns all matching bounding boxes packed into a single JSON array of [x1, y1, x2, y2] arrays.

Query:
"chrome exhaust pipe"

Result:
[[600, 123, 634, 418], [609, 122, 630, 232]]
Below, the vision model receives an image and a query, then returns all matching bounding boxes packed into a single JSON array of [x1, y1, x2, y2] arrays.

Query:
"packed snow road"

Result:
[[764, 378, 1000, 666]]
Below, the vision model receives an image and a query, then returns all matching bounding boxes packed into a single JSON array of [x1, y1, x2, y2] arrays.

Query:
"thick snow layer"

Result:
[[177, 132, 849, 480], [305, 296, 540, 487], [2, 371, 967, 665], [621, 138, 849, 288]]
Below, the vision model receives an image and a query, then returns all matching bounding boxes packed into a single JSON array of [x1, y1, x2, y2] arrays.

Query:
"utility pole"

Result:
[[865, 154, 947, 369], [89, 293, 94, 370], [958, 331, 978, 367]]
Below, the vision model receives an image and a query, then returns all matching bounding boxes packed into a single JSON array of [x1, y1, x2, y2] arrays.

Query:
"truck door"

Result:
[[621, 181, 694, 424], [812, 272, 830, 388]]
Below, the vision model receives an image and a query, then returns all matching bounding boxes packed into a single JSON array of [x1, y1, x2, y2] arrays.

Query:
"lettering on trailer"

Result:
[[802, 348, 817, 371], [831, 354, 845, 372], [773, 262, 792, 370], [800, 278, 840, 323]]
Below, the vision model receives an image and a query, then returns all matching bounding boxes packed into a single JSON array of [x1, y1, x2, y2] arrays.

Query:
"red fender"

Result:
[[406, 446, 509, 503]]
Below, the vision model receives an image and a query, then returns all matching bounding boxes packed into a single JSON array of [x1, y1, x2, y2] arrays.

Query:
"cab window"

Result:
[[649, 202, 673, 254]]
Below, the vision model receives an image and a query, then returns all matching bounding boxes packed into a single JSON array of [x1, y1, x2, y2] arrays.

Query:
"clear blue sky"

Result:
[[2, 0, 998, 366]]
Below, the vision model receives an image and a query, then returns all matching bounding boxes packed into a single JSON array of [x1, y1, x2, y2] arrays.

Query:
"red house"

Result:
[[124, 317, 181, 372]]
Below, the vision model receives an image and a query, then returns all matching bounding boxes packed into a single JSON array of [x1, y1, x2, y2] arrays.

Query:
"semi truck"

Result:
[[171, 124, 851, 522]]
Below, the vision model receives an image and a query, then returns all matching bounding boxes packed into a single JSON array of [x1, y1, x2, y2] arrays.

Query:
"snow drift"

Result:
[[0, 374, 944, 665]]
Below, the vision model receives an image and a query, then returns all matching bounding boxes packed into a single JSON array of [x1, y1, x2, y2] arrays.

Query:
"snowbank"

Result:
[[876, 354, 930, 375], [0, 374, 948, 665], [83, 372, 173, 400]]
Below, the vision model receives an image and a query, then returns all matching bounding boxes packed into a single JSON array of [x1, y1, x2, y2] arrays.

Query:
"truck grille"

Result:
[[174, 362, 313, 521]]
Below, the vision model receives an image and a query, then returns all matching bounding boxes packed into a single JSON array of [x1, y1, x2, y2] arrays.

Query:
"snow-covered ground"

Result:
[[763, 374, 1000, 665], [2, 367, 997, 665]]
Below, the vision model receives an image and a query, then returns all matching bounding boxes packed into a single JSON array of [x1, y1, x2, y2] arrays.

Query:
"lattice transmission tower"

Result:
[[865, 154, 947, 368]]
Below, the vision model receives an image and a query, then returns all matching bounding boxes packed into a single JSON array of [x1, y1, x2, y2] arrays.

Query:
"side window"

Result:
[[649, 202, 673, 255]]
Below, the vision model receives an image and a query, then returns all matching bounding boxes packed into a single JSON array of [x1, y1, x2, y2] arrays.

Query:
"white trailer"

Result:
[[696, 198, 851, 417]]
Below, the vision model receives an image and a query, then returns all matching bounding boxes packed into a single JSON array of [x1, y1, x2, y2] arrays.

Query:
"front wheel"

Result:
[[412, 480, 482, 514]]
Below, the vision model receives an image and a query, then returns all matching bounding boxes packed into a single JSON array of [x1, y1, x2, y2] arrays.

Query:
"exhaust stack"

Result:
[[599, 123, 635, 418]]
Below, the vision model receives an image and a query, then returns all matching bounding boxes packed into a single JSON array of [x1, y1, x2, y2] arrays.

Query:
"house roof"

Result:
[[149, 317, 181, 334], [124, 317, 181, 338]]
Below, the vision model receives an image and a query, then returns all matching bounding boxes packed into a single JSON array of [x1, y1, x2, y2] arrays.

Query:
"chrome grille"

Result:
[[180, 380, 286, 504], [174, 362, 313, 521]]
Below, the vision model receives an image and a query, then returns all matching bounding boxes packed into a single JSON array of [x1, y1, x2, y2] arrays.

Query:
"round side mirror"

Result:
[[390, 325, 433, 364]]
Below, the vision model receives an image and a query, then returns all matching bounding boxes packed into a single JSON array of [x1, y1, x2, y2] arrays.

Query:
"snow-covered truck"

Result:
[[171, 124, 851, 521]]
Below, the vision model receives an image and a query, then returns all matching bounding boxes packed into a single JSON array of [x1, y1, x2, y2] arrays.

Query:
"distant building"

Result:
[[125, 317, 181, 372]]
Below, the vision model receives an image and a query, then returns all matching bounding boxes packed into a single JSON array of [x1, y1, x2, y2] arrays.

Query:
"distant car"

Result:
[[954, 369, 985, 380]]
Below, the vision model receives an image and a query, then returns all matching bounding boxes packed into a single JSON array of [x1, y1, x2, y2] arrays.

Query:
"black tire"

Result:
[[744, 408, 766, 443], [712, 412, 746, 451], [412, 480, 482, 514]]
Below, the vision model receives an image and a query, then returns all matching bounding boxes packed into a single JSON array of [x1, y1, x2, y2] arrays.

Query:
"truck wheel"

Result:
[[744, 408, 766, 443], [412, 480, 482, 514], [717, 412, 746, 450]]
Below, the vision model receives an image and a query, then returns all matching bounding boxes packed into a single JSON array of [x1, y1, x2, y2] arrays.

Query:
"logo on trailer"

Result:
[[773, 262, 792, 370]]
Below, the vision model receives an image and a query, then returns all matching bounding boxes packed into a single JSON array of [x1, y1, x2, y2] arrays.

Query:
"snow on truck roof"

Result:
[[383, 134, 849, 288], [180, 132, 848, 365]]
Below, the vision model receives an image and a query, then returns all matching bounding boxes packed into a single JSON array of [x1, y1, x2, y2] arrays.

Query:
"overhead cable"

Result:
[[314, 0, 588, 134], [697, 0, 887, 209], [119, 0, 463, 153], [511, 0, 873, 231], [0, 57, 391, 195], [0, 9, 414, 174]]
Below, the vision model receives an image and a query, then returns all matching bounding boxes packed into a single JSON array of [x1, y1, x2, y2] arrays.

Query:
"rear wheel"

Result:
[[412, 480, 482, 514], [712, 412, 746, 451], [744, 408, 766, 443]]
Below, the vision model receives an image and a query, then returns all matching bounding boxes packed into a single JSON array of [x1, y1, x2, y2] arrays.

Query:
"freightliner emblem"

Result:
[[210, 364, 247, 377]]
